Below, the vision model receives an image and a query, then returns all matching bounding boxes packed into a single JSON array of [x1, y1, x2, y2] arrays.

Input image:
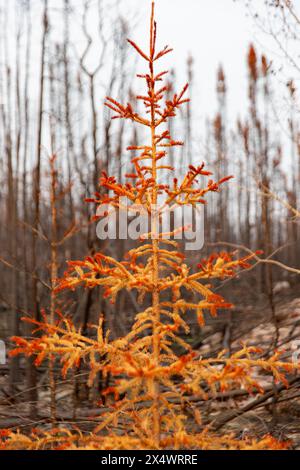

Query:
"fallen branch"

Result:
[[211, 375, 300, 431]]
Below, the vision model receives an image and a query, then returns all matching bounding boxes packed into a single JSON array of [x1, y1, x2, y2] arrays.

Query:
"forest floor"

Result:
[[197, 285, 300, 448], [1, 286, 300, 448]]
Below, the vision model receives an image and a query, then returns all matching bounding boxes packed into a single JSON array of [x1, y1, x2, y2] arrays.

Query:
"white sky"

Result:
[[120, 0, 256, 124], [5, 0, 292, 164]]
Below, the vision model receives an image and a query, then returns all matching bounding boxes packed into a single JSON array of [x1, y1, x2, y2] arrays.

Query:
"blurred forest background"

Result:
[[0, 0, 300, 428]]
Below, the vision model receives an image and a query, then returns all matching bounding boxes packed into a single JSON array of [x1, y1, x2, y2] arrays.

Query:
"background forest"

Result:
[[0, 0, 300, 449]]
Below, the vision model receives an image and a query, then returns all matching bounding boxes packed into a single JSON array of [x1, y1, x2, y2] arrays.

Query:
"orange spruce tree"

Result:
[[1, 1, 299, 450]]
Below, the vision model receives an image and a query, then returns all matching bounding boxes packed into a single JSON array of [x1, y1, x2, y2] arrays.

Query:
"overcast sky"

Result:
[[4, 0, 289, 160], [119, 0, 256, 125]]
